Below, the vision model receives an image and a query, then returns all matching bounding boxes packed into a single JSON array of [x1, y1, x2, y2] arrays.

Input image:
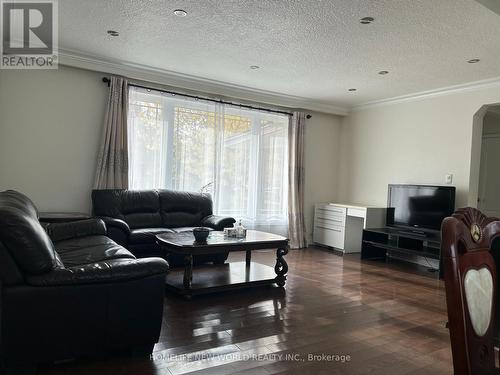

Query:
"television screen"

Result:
[[387, 184, 456, 231]]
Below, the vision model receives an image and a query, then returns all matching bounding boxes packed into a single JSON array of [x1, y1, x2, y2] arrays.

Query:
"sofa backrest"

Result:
[[0, 190, 60, 279], [92, 189, 161, 229], [92, 189, 213, 229], [159, 190, 213, 228]]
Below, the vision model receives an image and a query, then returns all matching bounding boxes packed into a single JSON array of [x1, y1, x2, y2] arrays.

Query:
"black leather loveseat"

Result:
[[92, 189, 236, 265], [0, 190, 169, 373]]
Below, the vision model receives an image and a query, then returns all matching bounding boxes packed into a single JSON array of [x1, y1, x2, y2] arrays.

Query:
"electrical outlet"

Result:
[[445, 174, 453, 184]]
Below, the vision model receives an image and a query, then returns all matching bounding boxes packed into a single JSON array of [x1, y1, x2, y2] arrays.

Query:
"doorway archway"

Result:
[[469, 103, 500, 213]]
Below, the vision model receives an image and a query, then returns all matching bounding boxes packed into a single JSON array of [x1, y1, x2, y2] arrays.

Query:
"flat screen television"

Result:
[[387, 184, 456, 232]]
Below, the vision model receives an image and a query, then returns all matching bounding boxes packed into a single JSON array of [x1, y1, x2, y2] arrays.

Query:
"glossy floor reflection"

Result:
[[40, 248, 452, 375]]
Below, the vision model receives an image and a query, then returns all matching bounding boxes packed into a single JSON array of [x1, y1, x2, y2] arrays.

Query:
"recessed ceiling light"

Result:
[[250, 65, 260, 70], [360, 17, 374, 24], [378, 70, 389, 75], [173, 9, 187, 17], [467, 58, 480, 63], [348, 88, 357, 92], [107, 30, 119, 37]]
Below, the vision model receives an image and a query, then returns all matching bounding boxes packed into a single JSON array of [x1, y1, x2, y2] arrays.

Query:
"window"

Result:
[[128, 87, 289, 234]]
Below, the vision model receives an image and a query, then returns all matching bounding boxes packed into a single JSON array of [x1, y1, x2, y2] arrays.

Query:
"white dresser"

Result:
[[313, 203, 386, 253]]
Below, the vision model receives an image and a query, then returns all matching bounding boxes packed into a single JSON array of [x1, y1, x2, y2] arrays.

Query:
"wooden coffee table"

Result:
[[156, 230, 289, 297]]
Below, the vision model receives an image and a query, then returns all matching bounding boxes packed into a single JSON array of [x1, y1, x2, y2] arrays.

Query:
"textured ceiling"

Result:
[[59, 0, 500, 108]]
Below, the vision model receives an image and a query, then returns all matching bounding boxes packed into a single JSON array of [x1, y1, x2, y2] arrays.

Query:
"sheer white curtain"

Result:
[[128, 87, 289, 235]]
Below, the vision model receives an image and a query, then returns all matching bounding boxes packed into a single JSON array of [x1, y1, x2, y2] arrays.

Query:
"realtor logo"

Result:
[[1, 0, 58, 69]]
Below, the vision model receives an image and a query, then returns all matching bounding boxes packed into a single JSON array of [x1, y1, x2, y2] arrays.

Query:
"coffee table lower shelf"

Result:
[[165, 261, 282, 297]]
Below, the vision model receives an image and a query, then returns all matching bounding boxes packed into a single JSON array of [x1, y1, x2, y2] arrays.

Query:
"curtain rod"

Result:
[[102, 77, 311, 119]]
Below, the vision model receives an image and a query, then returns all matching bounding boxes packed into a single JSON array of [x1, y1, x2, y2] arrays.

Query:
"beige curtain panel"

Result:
[[94, 76, 129, 189], [288, 111, 307, 249]]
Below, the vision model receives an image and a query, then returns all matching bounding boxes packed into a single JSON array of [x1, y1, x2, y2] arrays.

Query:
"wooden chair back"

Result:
[[442, 207, 500, 375]]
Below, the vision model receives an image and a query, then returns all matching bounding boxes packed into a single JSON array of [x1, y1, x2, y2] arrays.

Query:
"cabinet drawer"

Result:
[[313, 225, 345, 249], [314, 215, 345, 228], [315, 206, 346, 219]]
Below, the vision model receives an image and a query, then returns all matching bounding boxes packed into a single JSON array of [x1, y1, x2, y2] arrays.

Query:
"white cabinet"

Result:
[[313, 224, 345, 249], [313, 203, 386, 253], [313, 205, 345, 249]]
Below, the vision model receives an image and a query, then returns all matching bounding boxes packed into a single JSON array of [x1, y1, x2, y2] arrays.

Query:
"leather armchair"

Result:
[[92, 189, 236, 265], [0, 190, 169, 373]]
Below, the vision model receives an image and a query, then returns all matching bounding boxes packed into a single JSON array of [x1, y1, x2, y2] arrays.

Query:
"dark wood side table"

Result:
[[156, 230, 289, 298], [39, 212, 91, 224]]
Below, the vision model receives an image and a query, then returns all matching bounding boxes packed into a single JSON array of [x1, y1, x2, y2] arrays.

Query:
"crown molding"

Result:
[[58, 48, 349, 116], [352, 77, 500, 111], [57, 49, 500, 116]]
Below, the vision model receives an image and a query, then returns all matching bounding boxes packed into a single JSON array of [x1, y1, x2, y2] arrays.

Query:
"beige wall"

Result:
[[338, 88, 500, 209], [304, 112, 342, 243], [0, 66, 107, 212], [2, 63, 500, 240], [5, 64, 498, 241], [0, 65, 342, 236]]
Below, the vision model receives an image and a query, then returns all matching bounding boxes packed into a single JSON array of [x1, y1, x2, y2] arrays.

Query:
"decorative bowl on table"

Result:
[[193, 227, 210, 243]]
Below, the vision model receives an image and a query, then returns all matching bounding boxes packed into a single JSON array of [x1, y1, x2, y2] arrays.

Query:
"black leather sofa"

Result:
[[0, 190, 169, 373], [92, 189, 236, 265]]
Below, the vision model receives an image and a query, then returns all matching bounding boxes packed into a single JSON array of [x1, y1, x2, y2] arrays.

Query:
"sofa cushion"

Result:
[[129, 227, 175, 245], [159, 190, 213, 228], [46, 219, 107, 243], [125, 212, 163, 229], [55, 235, 135, 267], [26, 257, 169, 286], [0, 190, 59, 275]]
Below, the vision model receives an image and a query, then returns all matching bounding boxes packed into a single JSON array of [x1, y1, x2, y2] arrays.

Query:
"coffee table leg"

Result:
[[183, 254, 193, 291], [246, 250, 251, 267], [275, 246, 289, 287]]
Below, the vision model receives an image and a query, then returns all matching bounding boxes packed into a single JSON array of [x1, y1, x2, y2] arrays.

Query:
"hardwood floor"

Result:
[[40, 247, 452, 375]]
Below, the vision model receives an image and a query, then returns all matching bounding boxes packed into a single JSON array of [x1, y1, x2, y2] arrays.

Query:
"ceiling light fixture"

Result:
[[250, 65, 260, 70], [467, 58, 480, 63], [360, 17, 374, 24], [107, 30, 119, 37], [173, 9, 187, 17], [378, 70, 389, 75], [348, 88, 357, 92]]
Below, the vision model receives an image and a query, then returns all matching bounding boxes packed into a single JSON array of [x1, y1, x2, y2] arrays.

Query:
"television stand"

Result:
[[361, 227, 442, 277], [396, 229, 428, 237]]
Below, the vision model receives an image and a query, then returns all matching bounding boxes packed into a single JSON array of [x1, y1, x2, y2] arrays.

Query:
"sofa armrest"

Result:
[[201, 215, 236, 231], [46, 219, 106, 242], [98, 216, 131, 235], [26, 257, 169, 286], [97, 216, 130, 247]]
